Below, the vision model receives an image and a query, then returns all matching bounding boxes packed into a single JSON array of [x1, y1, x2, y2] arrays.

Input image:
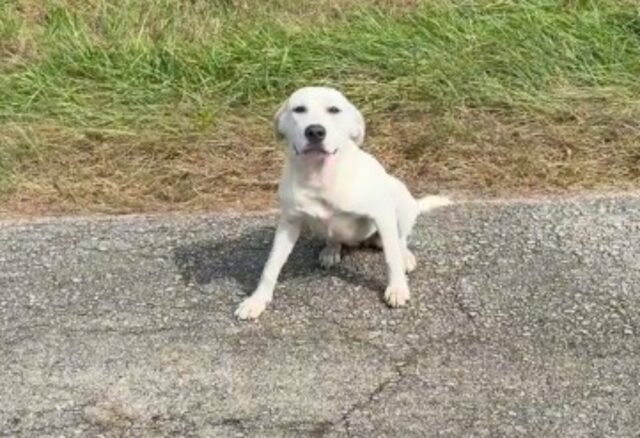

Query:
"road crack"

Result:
[[333, 348, 421, 437]]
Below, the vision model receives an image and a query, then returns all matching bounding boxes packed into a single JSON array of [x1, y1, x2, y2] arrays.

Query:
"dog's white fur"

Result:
[[235, 86, 451, 320]]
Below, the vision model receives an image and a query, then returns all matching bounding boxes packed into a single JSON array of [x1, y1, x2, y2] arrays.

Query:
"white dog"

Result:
[[235, 86, 451, 320]]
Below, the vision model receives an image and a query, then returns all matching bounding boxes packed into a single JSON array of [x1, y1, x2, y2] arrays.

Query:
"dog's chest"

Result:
[[292, 190, 335, 222], [293, 191, 373, 243]]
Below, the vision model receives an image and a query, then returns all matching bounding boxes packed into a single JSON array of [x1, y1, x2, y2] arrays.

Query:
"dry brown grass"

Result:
[[2, 104, 639, 218], [370, 105, 640, 197]]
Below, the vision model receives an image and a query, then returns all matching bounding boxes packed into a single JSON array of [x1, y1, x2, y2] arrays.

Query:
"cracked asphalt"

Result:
[[1, 194, 640, 437]]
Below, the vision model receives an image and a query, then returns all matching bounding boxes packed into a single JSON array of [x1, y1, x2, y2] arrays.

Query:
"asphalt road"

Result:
[[1, 195, 639, 437]]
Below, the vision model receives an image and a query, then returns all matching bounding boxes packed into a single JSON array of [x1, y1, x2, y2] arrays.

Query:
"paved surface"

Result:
[[1, 195, 639, 437]]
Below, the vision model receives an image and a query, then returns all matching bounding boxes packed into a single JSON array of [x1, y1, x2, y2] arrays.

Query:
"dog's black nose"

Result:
[[304, 124, 326, 142]]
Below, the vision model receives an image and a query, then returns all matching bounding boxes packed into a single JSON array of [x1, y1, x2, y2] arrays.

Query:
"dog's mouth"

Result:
[[297, 144, 337, 156]]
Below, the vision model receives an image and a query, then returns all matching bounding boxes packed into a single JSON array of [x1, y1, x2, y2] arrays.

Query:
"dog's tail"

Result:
[[417, 195, 452, 213]]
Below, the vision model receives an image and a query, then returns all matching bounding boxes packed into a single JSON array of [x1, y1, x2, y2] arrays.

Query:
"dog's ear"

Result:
[[273, 99, 287, 140], [348, 103, 366, 146]]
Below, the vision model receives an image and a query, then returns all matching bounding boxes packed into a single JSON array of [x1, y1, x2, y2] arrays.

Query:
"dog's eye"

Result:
[[292, 106, 307, 114], [327, 106, 341, 114]]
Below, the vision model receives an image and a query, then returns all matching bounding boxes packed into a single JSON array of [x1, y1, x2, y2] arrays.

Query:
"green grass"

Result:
[[1, 0, 639, 214]]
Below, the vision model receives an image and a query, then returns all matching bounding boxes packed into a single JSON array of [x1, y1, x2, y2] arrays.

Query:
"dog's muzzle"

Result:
[[295, 124, 336, 155]]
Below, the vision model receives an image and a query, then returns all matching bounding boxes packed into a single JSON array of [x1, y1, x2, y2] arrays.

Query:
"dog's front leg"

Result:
[[235, 215, 302, 320], [374, 211, 410, 307]]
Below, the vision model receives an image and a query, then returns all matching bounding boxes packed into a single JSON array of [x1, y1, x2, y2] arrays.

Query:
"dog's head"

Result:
[[274, 86, 365, 157]]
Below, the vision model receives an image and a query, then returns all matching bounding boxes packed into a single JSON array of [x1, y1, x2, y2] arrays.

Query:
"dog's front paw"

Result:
[[384, 283, 410, 307], [235, 296, 268, 320], [319, 244, 341, 269]]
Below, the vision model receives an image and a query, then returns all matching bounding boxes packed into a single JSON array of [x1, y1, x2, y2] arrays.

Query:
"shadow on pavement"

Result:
[[172, 225, 385, 297]]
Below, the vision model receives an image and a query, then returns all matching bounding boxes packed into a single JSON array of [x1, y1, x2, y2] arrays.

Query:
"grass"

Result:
[[1, 0, 639, 215]]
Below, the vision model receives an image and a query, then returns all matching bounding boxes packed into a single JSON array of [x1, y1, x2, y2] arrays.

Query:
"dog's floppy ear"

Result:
[[273, 99, 287, 140], [348, 102, 366, 146]]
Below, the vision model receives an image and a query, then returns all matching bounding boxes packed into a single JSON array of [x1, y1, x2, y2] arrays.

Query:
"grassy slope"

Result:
[[1, 0, 639, 214]]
